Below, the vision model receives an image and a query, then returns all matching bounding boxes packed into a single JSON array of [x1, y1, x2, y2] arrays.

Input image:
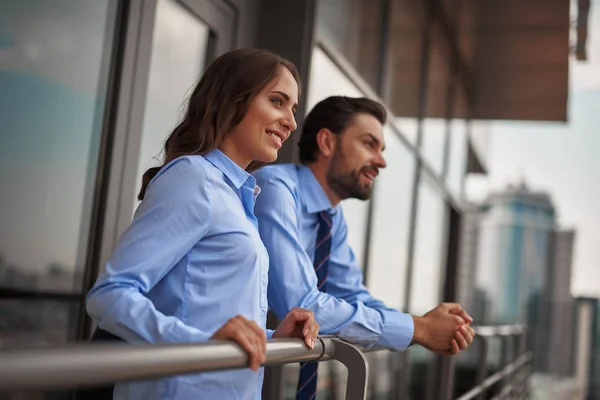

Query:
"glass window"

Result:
[[409, 173, 447, 315], [315, 0, 386, 91], [0, 0, 117, 299], [386, 0, 426, 144], [447, 119, 467, 198], [421, 117, 448, 175], [446, 84, 468, 198], [306, 47, 363, 108], [421, 25, 453, 176], [134, 0, 210, 207], [307, 47, 370, 268], [367, 127, 415, 309], [407, 173, 448, 399]]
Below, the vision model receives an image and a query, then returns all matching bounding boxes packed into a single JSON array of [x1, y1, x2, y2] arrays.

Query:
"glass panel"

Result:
[[446, 83, 468, 198], [386, 0, 426, 144], [307, 47, 370, 268], [315, 0, 386, 91], [421, 118, 448, 176], [0, 1, 118, 295], [421, 25, 452, 176], [447, 119, 467, 199], [407, 173, 447, 399], [134, 0, 210, 207], [0, 298, 80, 347], [307, 47, 363, 108], [367, 127, 415, 309], [410, 173, 447, 315]]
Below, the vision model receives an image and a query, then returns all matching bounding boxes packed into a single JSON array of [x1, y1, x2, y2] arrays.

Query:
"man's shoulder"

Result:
[[253, 163, 299, 188]]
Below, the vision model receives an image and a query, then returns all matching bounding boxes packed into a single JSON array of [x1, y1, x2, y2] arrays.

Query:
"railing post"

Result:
[[326, 338, 369, 400], [517, 330, 528, 400], [475, 336, 488, 400]]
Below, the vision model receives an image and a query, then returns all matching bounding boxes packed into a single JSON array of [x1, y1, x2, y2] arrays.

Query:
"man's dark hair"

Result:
[[298, 96, 386, 163]]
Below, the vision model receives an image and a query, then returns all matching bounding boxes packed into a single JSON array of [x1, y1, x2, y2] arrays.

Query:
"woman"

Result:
[[86, 48, 319, 400]]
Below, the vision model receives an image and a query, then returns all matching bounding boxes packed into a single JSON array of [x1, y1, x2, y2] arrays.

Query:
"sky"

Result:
[[466, 0, 600, 298]]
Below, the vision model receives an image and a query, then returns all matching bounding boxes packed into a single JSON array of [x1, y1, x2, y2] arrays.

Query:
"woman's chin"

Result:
[[259, 150, 279, 163]]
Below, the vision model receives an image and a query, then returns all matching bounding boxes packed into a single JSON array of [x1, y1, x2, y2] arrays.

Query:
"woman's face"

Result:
[[223, 67, 299, 167]]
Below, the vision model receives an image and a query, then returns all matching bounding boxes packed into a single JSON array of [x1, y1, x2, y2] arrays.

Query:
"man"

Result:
[[254, 96, 475, 399]]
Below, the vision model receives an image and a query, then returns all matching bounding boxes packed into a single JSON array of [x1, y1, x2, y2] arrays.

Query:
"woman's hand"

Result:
[[273, 307, 320, 349], [211, 315, 266, 371]]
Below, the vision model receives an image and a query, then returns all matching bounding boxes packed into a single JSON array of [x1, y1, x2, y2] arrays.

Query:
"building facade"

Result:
[[0, 0, 572, 399]]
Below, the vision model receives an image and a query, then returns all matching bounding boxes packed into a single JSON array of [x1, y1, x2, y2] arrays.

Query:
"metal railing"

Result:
[[0, 336, 370, 399], [456, 325, 532, 400], [0, 326, 531, 400]]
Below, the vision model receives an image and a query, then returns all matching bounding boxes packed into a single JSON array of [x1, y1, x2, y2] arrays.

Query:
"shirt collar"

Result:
[[298, 164, 333, 214], [204, 149, 254, 189]]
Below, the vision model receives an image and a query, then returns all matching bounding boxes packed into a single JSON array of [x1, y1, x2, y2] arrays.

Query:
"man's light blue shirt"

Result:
[[254, 164, 414, 351], [87, 150, 270, 400]]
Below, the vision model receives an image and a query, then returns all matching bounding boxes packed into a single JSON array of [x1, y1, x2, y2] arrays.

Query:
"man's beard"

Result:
[[326, 150, 374, 201]]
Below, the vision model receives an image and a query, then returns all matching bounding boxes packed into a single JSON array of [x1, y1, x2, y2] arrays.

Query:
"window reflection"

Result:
[[421, 25, 452, 175], [0, 1, 117, 295], [447, 118, 467, 198], [421, 118, 448, 175], [410, 173, 447, 315], [386, 0, 426, 144], [447, 83, 469, 198], [367, 127, 415, 309], [315, 0, 386, 90], [135, 0, 210, 208], [408, 173, 447, 399]]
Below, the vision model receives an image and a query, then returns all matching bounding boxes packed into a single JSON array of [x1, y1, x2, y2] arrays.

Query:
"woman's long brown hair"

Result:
[[137, 48, 300, 200]]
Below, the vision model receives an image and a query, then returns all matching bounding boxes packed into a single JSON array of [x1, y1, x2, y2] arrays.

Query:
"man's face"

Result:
[[326, 113, 387, 201]]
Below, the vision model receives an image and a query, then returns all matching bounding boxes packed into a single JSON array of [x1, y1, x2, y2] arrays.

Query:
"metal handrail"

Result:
[[455, 325, 531, 400], [0, 337, 369, 399], [0, 325, 532, 400]]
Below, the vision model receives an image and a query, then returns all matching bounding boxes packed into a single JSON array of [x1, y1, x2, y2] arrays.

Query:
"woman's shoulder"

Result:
[[152, 156, 215, 184]]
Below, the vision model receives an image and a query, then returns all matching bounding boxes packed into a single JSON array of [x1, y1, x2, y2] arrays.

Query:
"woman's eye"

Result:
[[271, 97, 283, 106]]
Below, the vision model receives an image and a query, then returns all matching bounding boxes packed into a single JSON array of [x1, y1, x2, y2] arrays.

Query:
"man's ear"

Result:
[[315, 128, 337, 159]]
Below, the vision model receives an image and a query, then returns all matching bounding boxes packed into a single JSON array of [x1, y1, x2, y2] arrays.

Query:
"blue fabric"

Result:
[[87, 149, 271, 400], [253, 164, 414, 351]]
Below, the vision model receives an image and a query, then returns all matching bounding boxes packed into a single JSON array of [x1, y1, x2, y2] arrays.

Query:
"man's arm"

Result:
[[256, 177, 474, 354], [327, 210, 475, 353], [256, 178, 412, 351]]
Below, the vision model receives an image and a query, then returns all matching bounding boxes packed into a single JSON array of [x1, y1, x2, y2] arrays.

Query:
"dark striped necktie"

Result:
[[296, 210, 332, 400]]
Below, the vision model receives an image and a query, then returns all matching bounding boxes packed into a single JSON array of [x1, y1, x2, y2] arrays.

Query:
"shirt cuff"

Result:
[[376, 309, 414, 351], [266, 329, 275, 339]]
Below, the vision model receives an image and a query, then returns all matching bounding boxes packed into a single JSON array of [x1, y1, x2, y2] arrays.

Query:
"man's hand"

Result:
[[411, 303, 476, 356], [273, 307, 320, 350]]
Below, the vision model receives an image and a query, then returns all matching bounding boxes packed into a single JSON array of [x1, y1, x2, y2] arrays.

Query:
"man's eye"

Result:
[[364, 141, 374, 149]]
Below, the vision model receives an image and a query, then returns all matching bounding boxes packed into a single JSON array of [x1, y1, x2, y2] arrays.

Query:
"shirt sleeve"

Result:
[[256, 178, 413, 351], [86, 157, 213, 344], [326, 210, 414, 351]]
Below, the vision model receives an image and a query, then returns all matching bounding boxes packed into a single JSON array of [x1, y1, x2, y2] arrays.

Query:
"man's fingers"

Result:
[[460, 325, 474, 345], [443, 302, 462, 312], [468, 326, 476, 338], [455, 330, 469, 350], [453, 309, 473, 324], [453, 315, 466, 326], [450, 339, 460, 355]]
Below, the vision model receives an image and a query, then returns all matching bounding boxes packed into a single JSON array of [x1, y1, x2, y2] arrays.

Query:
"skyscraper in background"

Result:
[[457, 183, 579, 373], [475, 183, 555, 328]]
